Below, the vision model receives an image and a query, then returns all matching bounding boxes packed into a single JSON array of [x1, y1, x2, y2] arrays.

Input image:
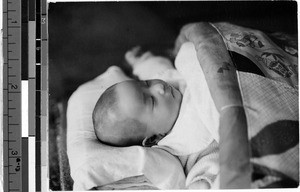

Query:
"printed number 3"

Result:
[[41, 18, 46, 24]]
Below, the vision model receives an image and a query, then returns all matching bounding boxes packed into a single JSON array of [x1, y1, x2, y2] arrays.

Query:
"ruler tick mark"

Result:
[[8, 26, 21, 28], [9, 156, 21, 158]]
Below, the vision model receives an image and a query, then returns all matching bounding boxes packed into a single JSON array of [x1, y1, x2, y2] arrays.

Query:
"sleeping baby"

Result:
[[92, 45, 220, 189]]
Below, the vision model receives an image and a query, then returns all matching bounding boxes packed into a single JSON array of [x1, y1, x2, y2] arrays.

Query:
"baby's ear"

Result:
[[142, 134, 165, 147]]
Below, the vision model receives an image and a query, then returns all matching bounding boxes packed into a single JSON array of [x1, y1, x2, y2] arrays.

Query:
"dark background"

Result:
[[49, 1, 297, 101]]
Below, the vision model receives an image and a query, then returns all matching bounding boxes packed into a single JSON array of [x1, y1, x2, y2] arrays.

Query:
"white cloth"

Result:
[[153, 42, 220, 188], [178, 141, 219, 189], [156, 42, 220, 155], [156, 85, 215, 155]]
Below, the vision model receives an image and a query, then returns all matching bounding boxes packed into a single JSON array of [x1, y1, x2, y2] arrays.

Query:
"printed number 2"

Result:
[[10, 84, 18, 89]]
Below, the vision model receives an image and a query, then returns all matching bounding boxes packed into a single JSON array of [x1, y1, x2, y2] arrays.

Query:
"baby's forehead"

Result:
[[118, 80, 141, 86], [115, 80, 143, 101], [116, 80, 143, 92]]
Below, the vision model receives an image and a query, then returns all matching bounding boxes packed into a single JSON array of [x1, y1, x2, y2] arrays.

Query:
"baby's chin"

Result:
[[172, 86, 183, 103]]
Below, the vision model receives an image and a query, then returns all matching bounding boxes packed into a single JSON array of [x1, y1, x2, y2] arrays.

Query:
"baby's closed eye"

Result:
[[150, 96, 155, 108]]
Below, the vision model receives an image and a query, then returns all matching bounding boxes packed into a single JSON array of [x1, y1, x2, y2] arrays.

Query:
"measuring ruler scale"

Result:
[[3, 0, 22, 191], [2, 0, 48, 191]]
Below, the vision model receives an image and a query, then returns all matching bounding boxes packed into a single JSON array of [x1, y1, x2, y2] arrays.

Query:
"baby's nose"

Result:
[[153, 82, 165, 95]]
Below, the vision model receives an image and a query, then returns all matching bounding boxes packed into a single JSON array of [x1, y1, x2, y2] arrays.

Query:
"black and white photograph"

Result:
[[48, 1, 298, 191]]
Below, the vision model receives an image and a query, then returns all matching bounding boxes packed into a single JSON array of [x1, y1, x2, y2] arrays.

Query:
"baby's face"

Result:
[[115, 79, 182, 137]]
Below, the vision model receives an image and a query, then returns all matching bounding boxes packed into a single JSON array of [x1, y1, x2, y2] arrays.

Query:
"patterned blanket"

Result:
[[212, 22, 298, 188]]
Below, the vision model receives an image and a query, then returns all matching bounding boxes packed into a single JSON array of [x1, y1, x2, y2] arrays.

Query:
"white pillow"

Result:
[[67, 66, 186, 190]]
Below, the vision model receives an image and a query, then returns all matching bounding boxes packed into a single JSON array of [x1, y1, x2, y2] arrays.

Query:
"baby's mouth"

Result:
[[169, 85, 174, 98]]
